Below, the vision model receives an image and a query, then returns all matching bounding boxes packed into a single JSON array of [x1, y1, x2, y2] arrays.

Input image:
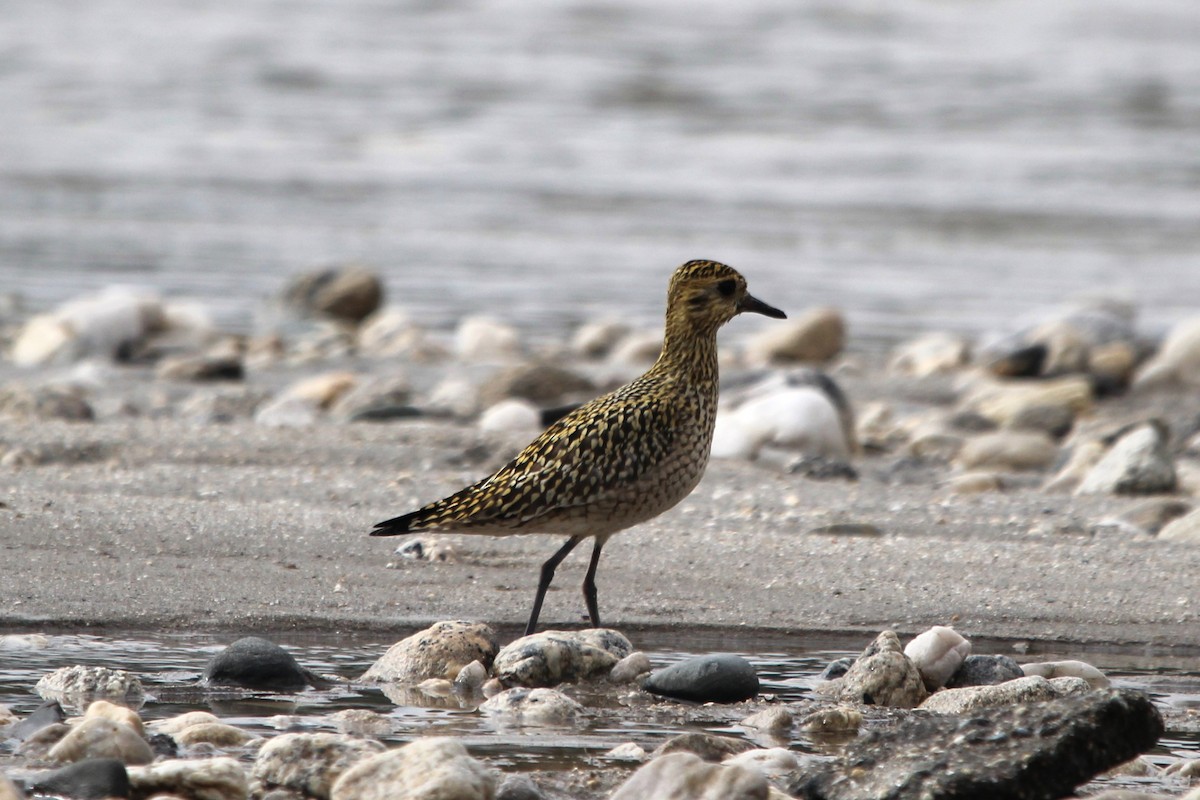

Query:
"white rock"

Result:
[[609, 752, 769, 800], [888, 332, 970, 377], [1159, 508, 1200, 543], [454, 660, 489, 694], [1076, 423, 1176, 496], [904, 626, 972, 691], [604, 742, 648, 761], [456, 316, 522, 362], [493, 628, 633, 688], [1021, 660, 1110, 689], [254, 394, 321, 428], [128, 757, 249, 800], [48, 716, 154, 765], [478, 399, 541, 435], [330, 737, 496, 800], [1134, 317, 1200, 389], [713, 386, 850, 461], [361, 621, 498, 685], [479, 687, 584, 725], [724, 747, 801, 777], [254, 732, 386, 799]]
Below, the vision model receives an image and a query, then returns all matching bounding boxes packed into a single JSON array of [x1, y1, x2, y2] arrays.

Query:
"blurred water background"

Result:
[[2, 0, 1199, 349]]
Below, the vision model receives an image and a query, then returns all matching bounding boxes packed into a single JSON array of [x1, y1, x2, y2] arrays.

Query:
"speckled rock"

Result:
[[945, 654, 1025, 688], [479, 687, 584, 725], [330, 737, 497, 800], [360, 621, 498, 685], [827, 631, 928, 708], [48, 716, 154, 765], [798, 706, 863, 735], [642, 654, 760, 703], [254, 733, 386, 799], [129, 757, 249, 800], [202, 637, 318, 691], [0, 384, 95, 422], [27, 758, 131, 800], [919, 674, 1089, 714], [1021, 659, 1110, 689], [35, 666, 144, 711], [1159, 507, 1200, 543], [1077, 421, 1177, 496], [903, 626, 971, 692], [791, 689, 1163, 800], [610, 752, 769, 800], [492, 629, 632, 688]]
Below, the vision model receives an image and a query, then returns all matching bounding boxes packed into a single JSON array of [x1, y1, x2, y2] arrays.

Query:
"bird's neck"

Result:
[[655, 317, 720, 386]]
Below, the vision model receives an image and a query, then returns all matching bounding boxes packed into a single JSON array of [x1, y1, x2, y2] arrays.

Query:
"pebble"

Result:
[[149, 711, 222, 735], [887, 331, 971, 377], [903, 626, 971, 692], [825, 630, 927, 708], [1095, 498, 1193, 537], [918, 674, 1085, 714], [328, 709, 394, 737], [84, 699, 144, 736], [608, 651, 653, 684], [174, 722, 256, 749], [202, 637, 319, 691], [739, 707, 794, 735], [609, 751, 769, 800], [281, 265, 383, 325], [10, 700, 66, 741], [797, 706, 863, 735], [792, 689, 1163, 800], [253, 732, 386, 799], [960, 375, 1092, 427], [454, 659, 490, 694], [479, 687, 584, 725], [944, 654, 1024, 688], [570, 319, 631, 359], [956, 430, 1059, 472], [1159, 507, 1200, 542], [329, 372, 414, 421], [456, 315, 523, 362], [744, 306, 845, 365], [496, 773, 547, 800], [330, 737, 497, 800], [1076, 421, 1177, 495], [642, 654, 760, 703], [652, 731, 756, 762], [478, 398, 543, 434], [1134, 316, 1200, 389], [27, 757, 132, 800], [360, 621, 498, 685], [1021, 659, 1110, 689], [712, 383, 853, 461], [493, 629, 632, 688], [724, 746, 801, 777], [129, 757, 249, 800], [604, 742, 649, 761], [47, 716, 155, 765], [478, 362, 593, 408], [944, 470, 1004, 494], [0, 384, 96, 422], [356, 307, 424, 357]]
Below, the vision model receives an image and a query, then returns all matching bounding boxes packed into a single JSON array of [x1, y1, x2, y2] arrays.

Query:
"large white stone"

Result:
[[330, 737, 496, 800]]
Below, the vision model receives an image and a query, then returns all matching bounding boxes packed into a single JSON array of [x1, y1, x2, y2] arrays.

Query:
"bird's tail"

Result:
[[370, 510, 423, 537], [371, 478, 492, 536]]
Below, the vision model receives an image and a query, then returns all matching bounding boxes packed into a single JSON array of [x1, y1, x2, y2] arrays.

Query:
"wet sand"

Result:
[[3, 367, 1197, 651]]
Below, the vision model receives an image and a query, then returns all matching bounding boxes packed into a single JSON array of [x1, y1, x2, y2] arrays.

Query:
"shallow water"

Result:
[[3, 0, 1200, 346], [1, 631, 1197, 782]]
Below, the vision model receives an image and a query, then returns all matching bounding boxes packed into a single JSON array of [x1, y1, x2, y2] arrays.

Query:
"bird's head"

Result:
[[666, 259, 787, 332]]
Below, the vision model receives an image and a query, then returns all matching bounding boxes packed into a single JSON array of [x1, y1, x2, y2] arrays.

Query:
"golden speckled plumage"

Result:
[[372, 260, 786, 634]]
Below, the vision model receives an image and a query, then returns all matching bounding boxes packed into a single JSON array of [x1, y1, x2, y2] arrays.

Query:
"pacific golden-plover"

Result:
[[372, 260, 786, 635]]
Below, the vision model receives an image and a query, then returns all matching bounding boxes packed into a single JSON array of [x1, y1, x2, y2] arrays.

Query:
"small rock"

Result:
[[496, 773, 546, 800], [84, 700, 143, 736], [1096, 499, 1193, 537], [35, 666, 144, 711], [128, 757, 249, 800], [724, 747, 801, 777], [478, 399, 542, 435], [1077, 421, 1177, 495], [818, 657, 855, 681], [330, 373, 414, 422], [903, 626, 971, 692], [610, 752, 769, 800], [356, 307, 425, 357], [653, 732, 757, 762], [797, 706, 863, 735], [745, 307, 845, 365], [48, 717, 154, 765], [1021, 659, 1110, 689], [10, 700, 66, 741], [1007, 403, 1076, 439], [0, 774, 21, 800], [1134, 317, 1200, 389], [479, 687, 584, 725], [202, 637, 318, 691], [328, 709, 394, 737], [15, 723, 70, 760], [571, 319, 631, 359], [253, 394, 322, 427], [887, 332, 970, 377], [944, 470, 1004, 494], [792, 689, 1162, 800], [148, 711, 222, 736], [713, 385, 852, 461], [360, 621, 498, 685], [740, 707, 794, 734], [960, 376, 1092, 427], [642, 654, 760, 703], [254, 732, 386, 799], [608, 330, 664, 365], [478, 363, 593, 408], [330, 737, 496, 800], [609, 651, 653, 684], [155, 343, 244, 382], [493, 629, 632, 688], [1159, 507, 1200, 542], [0, 384, 95, 422], [456, 316, 522, 362], [174, 722, 255, 748], [1044, 437, 1108, 492], [604, 742, 649, 761], [282, 265, 383, 324], [919, 674, 1071, 714], [28, 758, 131, 800], [454, 660, 489, 694], [945, 654, 1024, 688], [827, 631, 927, 708], [956, 430, 1059, 472]]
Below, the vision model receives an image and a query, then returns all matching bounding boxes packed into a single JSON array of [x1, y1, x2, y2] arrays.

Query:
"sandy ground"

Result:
[[2, 364, 1198, 653]]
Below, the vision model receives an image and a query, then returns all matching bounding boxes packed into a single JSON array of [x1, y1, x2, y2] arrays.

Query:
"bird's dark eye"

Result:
[[716, 279, 737, 297]]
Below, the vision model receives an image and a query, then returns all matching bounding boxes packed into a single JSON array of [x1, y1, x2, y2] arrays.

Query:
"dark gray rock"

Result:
[[10, 699, 65, 741], [790, 688, 1163, 800], [496, 773, 546, 800], [819, 657, 855, 681], [29, 757, 131, 799], [202, 636, 320, 691], [642, 654, 759, 703], [945, 655, 1025, 689]]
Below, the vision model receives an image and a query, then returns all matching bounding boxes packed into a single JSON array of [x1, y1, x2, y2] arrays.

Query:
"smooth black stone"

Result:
[[202, 636, 318, 690], [819, 658, 855, 681], [790, 689, 1163, 800], [945, 655, 1025, 689], [642, 654, 759, 703], [29, 757, 130, 799], [11, 700, 65, 741]]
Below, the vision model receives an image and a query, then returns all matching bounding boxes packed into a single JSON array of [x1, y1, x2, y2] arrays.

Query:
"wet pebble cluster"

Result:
[[2, 623, 1199, 800]]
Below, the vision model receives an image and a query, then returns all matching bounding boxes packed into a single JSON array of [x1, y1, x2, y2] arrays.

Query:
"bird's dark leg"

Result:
[[525, 535, 583, 636], [582, 538, 604, 628]]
